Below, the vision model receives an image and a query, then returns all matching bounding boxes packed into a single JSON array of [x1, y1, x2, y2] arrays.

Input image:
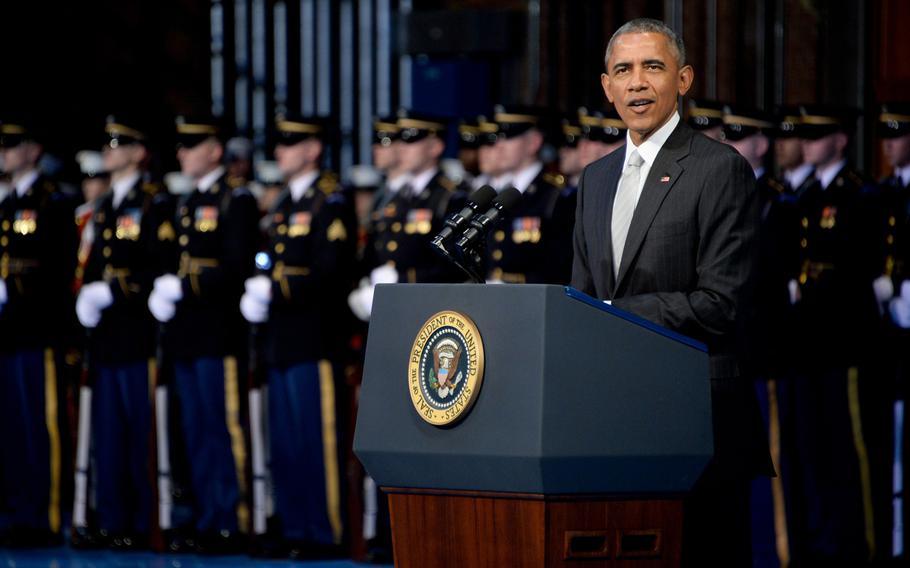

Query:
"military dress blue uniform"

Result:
[[788, 106, 884, 563], [361, 113, 466, 284], [162, 164, 260, 550], [80, 163, 174, 546], [257, 168, 356, 550], [0, 121, 77, 544], [485, 107, 576, 285]]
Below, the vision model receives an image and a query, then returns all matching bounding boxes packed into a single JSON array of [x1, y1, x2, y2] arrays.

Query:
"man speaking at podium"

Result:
[[571, 18, 772, 565]]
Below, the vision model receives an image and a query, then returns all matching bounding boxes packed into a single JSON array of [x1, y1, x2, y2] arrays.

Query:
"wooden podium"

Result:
[[354, 285, 713, 567]]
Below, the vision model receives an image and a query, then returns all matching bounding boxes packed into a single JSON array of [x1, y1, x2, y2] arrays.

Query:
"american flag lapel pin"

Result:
[[660, 175, 671, 183]]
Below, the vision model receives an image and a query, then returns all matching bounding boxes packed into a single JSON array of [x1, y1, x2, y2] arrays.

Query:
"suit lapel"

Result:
[[615, 123, 692, 291]]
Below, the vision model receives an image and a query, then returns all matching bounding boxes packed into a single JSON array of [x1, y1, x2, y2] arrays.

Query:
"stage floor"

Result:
[[0, 548, 392, 568]]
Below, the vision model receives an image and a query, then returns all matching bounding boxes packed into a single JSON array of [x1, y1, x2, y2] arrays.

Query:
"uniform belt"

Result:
[[103, 265, 131, 281], [800, 261, 835, 282], [178, 255, 219, 277], [0, 255, 40, 278], [272, 261, 310, 279]]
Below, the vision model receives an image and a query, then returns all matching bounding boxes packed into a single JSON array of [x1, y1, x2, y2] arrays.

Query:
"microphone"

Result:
[[455, 187, 522, 253], [431, 185, 497, 247]]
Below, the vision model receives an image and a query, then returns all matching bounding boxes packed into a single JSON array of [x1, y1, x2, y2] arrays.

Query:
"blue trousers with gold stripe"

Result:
[[268, 361, 343, 544], [0, 350, 62, 534], [173, 357, 247, 534], [93, 362, 153, 535]]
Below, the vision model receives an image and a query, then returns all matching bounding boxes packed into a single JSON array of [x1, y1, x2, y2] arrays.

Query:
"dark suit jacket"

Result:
[[571, 120, 773, 477]]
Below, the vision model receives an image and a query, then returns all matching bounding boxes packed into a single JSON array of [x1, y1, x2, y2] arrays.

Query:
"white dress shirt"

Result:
[[620, 112, 680, 210]]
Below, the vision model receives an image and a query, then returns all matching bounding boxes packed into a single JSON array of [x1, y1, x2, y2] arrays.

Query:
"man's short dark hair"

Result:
[[604, 18, 686, 71]]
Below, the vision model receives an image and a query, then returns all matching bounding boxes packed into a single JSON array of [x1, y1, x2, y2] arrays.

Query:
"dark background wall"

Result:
[[1, 0, 908, 181]]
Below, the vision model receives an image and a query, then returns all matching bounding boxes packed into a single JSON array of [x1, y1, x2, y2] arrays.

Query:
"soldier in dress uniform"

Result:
[[775, 107, 815, 197], [870, 103, 910, 559], [485, 104, 575, 285], [348, 110, 466, 320], [472, 116, 506, 191], [686, 98, 726, 141], [557, 112, 584, 190], [239, 113, 355, 558], [72, 115, 173, 550], [788, 104, 886, 563], [0, 117, 77, 547], [146, 114, 260, 554], [720, 106, 802, 565], [577, 107, 626, 168]]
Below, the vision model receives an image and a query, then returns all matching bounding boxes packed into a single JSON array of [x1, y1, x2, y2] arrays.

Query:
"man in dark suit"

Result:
[[570, 18, 771, 565]]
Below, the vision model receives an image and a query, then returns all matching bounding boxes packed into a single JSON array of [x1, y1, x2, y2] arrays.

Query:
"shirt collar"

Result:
[[624, 111, 680, 168], [111, 172, 141, 208], [14, 169, 40, 197], [490, 174, 513, 192], [816, 158, 847, 190], [289, 169, 320, 202], [410, 167, 438, 197], [196, 166, 225, 193], [896, 165, 910, 188], [753, 166, 765, 180], [511, 161, 543, 194], [386, 173, 412, 193], [785, 163, 814, 190]]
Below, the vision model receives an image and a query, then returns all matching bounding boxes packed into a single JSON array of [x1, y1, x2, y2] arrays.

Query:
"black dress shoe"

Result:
[[162, 528, 197, 553], [286, 541, 346, 561], [196, 530, 247, 555], [70, 525, 106, 549], [109, 532, 149, 551]]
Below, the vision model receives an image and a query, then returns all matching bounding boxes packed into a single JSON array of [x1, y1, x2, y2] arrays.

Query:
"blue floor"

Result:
[[0, 548, 391, 568]]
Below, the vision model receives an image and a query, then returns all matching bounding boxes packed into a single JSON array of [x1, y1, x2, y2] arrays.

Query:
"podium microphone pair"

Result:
[[431, 185, 522, 283]]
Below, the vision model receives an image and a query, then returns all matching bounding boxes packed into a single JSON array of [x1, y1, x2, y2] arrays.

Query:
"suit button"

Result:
[[182, 217, 191, 228], [890, 216, 897, 227], [387, 241, 398, 252], [277, 224, 288, 235], [492, 250, 503, 261], [392, 222, 402, 233], [1, 221, 9, 231], [800, 239, 807, 248], [0, 236, 7, 247], [103, 246, 112, 258], [801, 217, 809, 228], [179, 235, 189, 246], [494, 230, 505, 242], [275, 243, 286, 254], [103, 228, 112, 240]]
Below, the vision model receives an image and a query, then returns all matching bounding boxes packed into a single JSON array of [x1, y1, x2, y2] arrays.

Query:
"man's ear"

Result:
[[601, 73, 614, 104], [429, 137, 445, 159], [677, 65, 694, 97]]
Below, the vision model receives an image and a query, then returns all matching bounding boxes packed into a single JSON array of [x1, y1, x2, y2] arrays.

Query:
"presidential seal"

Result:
[[408, 311, 485, 426]]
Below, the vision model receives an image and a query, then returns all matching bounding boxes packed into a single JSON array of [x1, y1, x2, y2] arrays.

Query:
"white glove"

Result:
[[240, 292, 269, 323], [153, 274, 183, 302], [873, 275, 894, 304], [370, 264, 399, 285], [348, 284, 375, 322], [890, 297, 910, 329], [901, 280, 910, 301], [0, 279, 6, 312], [787, 279, 800, 305], [148, 288, 177, 323], [485, 279, 505, 285], [244, 275, 272, 303], [75, 282, 114, 328]]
